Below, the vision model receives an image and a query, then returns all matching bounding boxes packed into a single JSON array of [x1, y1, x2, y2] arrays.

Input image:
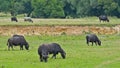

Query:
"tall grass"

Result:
[[0, 34, 120, 68]]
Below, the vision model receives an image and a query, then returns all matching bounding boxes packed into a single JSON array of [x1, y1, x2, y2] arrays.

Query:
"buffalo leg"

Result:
[[9, 45, 14, 50], [92, 42, 94, 46], [40, 55, 43, 62], [87, 41, 89, 46], [11, 46, 14, 50], [8, 46, 10, 50], [8, 44, 13, 50], [95, 42, 97, 46], [44, 58, 48, 62], [52, 53, 57, 59], [20, 45, 23, 50]]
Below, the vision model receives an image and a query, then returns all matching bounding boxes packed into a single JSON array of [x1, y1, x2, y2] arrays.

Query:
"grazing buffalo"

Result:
[[38, 43, 66, 62], [11, 17, 18, 22], [24, 17, 33, 23], [99, 15, 109, 22], [86, 34, 101, 46], [7, 35, 29, 50]]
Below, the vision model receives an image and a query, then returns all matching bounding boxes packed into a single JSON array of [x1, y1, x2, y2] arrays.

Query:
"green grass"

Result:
[[0, 17, 120, 26], [0, 34, 120, 68], [0, 16, 120, 68]]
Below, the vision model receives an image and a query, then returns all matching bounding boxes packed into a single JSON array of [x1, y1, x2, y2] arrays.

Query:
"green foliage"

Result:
[[0, 0, 120, 18], [0, 0, 33, 16], [22, 0, 33, 17], [97, 0, 120, 17], [32, 0, 65, 18], [0, 0, 11, 13]]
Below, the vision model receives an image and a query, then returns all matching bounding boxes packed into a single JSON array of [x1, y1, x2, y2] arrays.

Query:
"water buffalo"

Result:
[[12, 34, 24, 38], [7, 35, 29, 50], [86, 34, 101, 46], [11, 17, 18, 22], [99, 15, 109, 22], [24, 17, 33, 23], [38, 43, 66, 62]]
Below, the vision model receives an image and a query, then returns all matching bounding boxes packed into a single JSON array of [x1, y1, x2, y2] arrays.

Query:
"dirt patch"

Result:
[[0, 25, 120, 36]]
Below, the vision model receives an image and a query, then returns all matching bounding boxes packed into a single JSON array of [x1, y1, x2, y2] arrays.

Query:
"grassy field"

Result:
[[0, 16, 120, 68], [0, 17, 120, 26], [0, 34, 120, 68]]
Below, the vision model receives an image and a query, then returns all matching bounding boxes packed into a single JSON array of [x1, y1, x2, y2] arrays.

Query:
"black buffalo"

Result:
[[24, 17, 33, 23], [99, 15, 109, 22], [86, 34, 101, 46], [11, 17, 18, 22], [7, 35, 29, 50], [38, 43, 66, 62]]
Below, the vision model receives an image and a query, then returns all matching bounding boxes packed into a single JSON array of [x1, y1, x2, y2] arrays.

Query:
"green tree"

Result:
[[97, 0, 118, 16], [62, 0, 77, 18], [76, 0, 91, 17], [0, 0, 120, 18], [0, 0, 33, 16], [22, 0, 33, 17], [0, 0, 11, 13], [32, 0, 65, 18]]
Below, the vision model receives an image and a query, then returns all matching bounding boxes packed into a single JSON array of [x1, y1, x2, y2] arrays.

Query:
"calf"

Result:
[[38, 43, 66, 62]]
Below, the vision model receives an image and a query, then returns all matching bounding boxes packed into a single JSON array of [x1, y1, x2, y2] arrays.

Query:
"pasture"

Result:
[[0, 17, 120, 68], [0, 17, 120, 26], [0, 34, 120, 68]]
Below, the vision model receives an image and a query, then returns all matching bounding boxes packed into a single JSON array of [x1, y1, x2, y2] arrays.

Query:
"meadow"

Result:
[[0, 17, 120, 26], [0, 34, 120, 68], [0, 16, 120, 68]]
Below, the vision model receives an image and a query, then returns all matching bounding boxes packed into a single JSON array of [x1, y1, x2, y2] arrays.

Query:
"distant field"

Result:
[[0, 34, 120, 68], [0, 17, 120, 26]]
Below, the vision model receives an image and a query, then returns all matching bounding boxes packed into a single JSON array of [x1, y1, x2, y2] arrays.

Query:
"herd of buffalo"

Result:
[[11, 15, 109, 23], [6, 33, 101, 62], [8, 15, 108, 62], [11, 16, 33, 23]]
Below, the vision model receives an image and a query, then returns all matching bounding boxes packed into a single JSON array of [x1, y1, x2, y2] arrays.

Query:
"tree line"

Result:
[[0, 0, 120, 18]]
